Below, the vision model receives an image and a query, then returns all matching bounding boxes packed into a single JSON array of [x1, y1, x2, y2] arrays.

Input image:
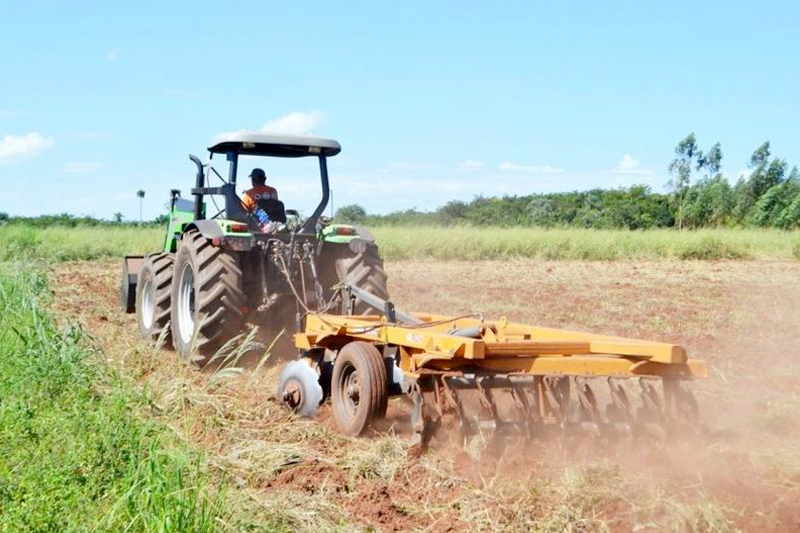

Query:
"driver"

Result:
[[241, 168, 279, 212]]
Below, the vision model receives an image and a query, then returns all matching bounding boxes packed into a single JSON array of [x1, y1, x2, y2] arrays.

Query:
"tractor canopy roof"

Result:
[[208, 131, 341, 158]]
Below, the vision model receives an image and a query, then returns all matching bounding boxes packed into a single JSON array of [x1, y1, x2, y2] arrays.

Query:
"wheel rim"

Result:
[[282, 378, 303, 410], [140, 277, 155, 330], [339, 363, 361, 421], [177, 263, 196, 346]]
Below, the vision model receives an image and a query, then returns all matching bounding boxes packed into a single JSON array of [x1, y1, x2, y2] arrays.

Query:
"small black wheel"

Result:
[[331, 342, 388, 436], [136, 253, 174, 343], [278, 359, 324, 418]]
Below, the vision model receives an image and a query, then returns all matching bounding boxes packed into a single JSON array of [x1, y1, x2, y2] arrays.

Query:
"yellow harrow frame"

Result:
[[289, 308, 706, 446], [296, 312, 706, 380]]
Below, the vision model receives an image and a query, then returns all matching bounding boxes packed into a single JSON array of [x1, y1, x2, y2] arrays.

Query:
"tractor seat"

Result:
[[256, 197, 287, 224]]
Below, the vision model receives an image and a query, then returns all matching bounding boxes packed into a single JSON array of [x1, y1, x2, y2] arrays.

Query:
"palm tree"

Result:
[[136, 190, 145, 224]]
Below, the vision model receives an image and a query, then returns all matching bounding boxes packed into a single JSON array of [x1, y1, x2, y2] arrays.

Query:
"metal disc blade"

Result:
[[278, 360, 324, 418]]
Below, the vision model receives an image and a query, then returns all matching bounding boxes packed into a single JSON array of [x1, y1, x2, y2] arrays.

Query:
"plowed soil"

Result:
[[51, 259, 800, 532]]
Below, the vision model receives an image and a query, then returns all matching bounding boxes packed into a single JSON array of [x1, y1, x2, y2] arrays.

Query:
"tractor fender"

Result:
[[183, 220, 224, 241], [353, 225, 375, 242], [319, 224, 376, 245]]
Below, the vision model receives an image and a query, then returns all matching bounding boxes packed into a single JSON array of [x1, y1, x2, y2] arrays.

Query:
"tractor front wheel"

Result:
[[170, 230, 245, 364], [331, 342, 388, 435], [136, 252, 174, 343]]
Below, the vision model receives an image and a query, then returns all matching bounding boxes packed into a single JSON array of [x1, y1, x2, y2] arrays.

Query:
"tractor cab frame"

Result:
[[190, 131, 342, 235]]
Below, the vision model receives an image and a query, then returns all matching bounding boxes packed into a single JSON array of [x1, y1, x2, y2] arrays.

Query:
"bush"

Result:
[[677, 236, 749, 260]]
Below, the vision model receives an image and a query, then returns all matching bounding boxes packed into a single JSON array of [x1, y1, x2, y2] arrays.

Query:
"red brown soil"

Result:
[[51, 259, 800, 532]]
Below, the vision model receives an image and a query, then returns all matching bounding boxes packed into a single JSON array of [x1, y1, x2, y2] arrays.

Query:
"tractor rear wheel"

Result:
[[320, 241, 388, 315], [136, 252, 174, 343], [331, 342, 388, 435], [170, 229, 245, 364]]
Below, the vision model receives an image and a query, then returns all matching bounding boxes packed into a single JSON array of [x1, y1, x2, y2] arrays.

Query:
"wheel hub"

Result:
[[177, 264, 196, 345], [282, 380, 302, 409], [344, 371, 361, 414], [140, 277, 155, 329]]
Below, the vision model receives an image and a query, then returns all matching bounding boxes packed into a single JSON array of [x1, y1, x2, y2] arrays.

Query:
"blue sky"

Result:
[[1, 1, 798, 220]]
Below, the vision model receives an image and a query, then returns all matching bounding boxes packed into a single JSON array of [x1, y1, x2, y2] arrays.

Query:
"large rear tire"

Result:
[[170, 230, 245, 364], [331, 342, 388, 436], [136, 253, 174, 343], [321, 241, 389, 315]]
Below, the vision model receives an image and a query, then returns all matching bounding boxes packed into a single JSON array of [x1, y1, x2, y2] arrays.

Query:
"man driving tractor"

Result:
[[242, 167, 285, 231], [242, 168, 279, 211]]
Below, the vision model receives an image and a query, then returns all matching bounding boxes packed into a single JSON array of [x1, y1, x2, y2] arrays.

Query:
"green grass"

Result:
[[0, 225, 163, 262], [0, 266, 227, 532], [1, 223, 798, 263], [373, 226, 800, 261]]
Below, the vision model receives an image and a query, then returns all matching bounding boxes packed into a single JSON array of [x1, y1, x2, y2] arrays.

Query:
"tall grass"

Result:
[[0, 225, 162, 262], [1, 223, 798, 262], [374, 226, 800, 261], [0, 266, 226, 532]]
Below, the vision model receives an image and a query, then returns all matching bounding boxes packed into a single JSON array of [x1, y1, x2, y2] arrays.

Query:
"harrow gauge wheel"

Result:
[[331, 342, 388, 436], [278, 359, 324, 418]]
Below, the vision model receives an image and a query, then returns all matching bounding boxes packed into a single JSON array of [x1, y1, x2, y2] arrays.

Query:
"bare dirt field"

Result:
[[51, 258, 800, 532]]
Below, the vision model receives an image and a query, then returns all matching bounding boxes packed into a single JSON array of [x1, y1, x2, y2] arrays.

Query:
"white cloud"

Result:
[[737, 168, 751, 179], [210, 111, 327, 144], [106, 48, 120, 62], [618, 154, 638, 171], [0, 132, 54, 165], [457, 159, 485, 171], [61, 162, 104, 174], [261, 111, 324, 135], [498, 162, 563, 174], [612, 153, 655, 175]]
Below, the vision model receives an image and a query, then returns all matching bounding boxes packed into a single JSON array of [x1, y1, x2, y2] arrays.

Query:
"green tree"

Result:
[[698, 142, 723, 178], [113, 212, 123, 223], [752, 167, 800, 227], [335, 204, 367, 224], [684, 176, 735, 227], [437, 200, 469, 224], [735, 142, 788, 222], [525, 197, 557, 227], [668, 133, 702, 229], [136, 190, 145, 224]]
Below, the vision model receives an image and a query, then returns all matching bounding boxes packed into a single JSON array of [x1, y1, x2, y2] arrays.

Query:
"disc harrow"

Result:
[[281, 286, 706, 449]]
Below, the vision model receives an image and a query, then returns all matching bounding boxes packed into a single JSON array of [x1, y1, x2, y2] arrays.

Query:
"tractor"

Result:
[[120, 132, 388, 364]]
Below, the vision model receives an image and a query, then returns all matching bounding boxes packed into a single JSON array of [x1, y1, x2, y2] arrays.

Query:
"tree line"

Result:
[[0, 212, 165, 227], [2, 135, 797, 230], [336, 135, 800, 230]]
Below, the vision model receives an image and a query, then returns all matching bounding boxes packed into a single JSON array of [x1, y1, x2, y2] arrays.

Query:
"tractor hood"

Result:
[[208, 132, 341, 158]]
